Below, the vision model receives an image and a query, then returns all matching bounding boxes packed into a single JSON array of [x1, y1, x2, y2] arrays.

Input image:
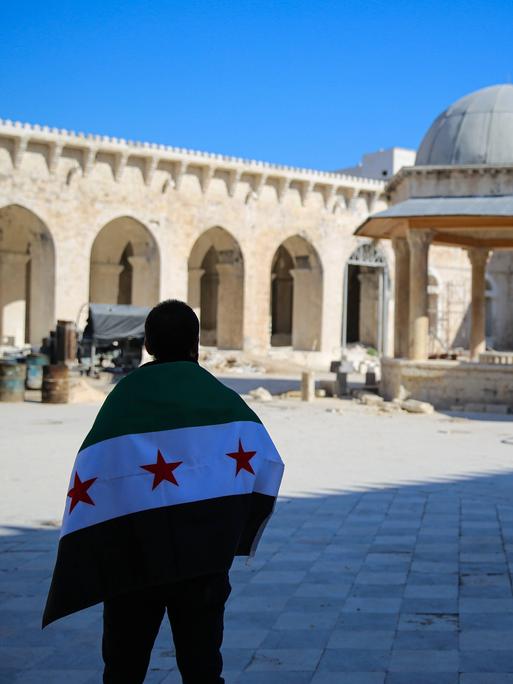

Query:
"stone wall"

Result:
[[381, 357, 513, 410], [0, 119, 388, 365]]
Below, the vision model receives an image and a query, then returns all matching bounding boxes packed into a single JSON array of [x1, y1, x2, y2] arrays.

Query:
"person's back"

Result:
[[43, 300, 284, 684]]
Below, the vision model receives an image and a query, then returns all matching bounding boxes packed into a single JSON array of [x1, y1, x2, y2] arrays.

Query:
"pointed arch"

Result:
[[0, 204, 55, 346], [89, 217, 160, 306], [343, 241, 389, 353], [270, 235, 323, 351], [188, 227, 244, 349]]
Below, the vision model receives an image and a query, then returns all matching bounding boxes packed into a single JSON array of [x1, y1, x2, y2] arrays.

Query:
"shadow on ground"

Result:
[[4, 469, 513, 683]]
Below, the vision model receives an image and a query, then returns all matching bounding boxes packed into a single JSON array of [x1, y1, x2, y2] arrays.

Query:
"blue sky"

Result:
[[1, 0, 512, 170]]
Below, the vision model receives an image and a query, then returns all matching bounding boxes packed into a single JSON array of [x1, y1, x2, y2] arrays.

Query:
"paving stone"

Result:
[[349, 585, 404, 598], [237, 672, 313, 683], [292, 581, 351, 597], [221, 649, 255, 670], [336, 613, 399, 631], [460, 675, 513, 683], [392, 630, 458, 650], [355, 572, 407, 585], [273, 610, 339, 630], [385, 674, 458, 684], [400, 598, 458, 613], [460, 651, 513, 672], [261, 628, 331, 648], [284, 596, 343, 611], [0, 647, 55, 670], [317, 649, 390, 672], [311, 674, 386, 683], [410, 561, 458, 574], [343, 598, 402, 613], [459, 613, 513, 630], [460, 598, 513, 613], [222, 629, 269, 649], [250, 571, 306, 584], [460, 630, 513, 650], [327, 630, 395, 650], [397, 613, 458, 632], [403, 585, 457, 598], [227, 596, 289, 612], [12, 671, 97, 684], [245, 648, 322, 671], [388, 649, 458, 672]]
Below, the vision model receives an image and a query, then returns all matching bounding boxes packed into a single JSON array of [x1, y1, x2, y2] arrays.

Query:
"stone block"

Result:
[[401, 399, 434, 414]]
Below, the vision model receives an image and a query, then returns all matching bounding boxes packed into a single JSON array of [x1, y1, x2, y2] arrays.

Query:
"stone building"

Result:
[[2, 85, 512, 373], [0, 118, 391, 366], [357, 83, 513, 408]]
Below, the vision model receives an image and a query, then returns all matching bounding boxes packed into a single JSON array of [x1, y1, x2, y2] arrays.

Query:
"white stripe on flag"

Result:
[[61, 421, 283, 537]]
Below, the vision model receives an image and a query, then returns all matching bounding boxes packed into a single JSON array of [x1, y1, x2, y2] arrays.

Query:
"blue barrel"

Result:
[[25, 353, 50, 390], [0, 362, 25, 402]]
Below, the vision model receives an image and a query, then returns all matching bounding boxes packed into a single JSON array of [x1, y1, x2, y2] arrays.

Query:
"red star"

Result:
[[140, 449, 183, 489], [67, 472, 97, 513], [226, 439, 256, 476]]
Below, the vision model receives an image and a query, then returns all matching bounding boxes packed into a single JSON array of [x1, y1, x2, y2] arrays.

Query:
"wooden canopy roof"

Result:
[[355, 196, 513, 249]]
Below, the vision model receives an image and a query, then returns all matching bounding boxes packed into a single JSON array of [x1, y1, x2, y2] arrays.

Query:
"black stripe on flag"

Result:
[[43, 492, 274, 627]]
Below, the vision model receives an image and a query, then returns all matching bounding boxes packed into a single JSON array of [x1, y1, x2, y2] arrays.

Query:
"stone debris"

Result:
[[201, 351, 265, 374], [401, 398, 434, 414], [379, 401, 403, 413], [248, 386, 273, 401], [356, 391, 384, 407], [280, 390, 301, 398]]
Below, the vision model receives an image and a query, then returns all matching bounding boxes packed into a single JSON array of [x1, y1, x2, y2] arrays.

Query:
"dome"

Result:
[[416, 84, 513, 166]]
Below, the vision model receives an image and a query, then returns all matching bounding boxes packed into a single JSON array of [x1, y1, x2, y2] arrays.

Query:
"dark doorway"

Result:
[[346, 265, 361, 343]]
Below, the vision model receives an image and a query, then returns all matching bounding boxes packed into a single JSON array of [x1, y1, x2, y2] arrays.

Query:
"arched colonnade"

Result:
[[0, 205, 391, 356]]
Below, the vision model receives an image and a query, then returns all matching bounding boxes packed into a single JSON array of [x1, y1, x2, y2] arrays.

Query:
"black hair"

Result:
[[144, 299, 199, 363]]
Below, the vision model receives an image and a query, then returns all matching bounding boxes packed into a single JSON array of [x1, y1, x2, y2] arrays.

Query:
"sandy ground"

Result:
[[2, 395, 513, 527]]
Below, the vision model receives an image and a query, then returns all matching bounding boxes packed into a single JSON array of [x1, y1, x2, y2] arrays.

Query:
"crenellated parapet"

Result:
[[0, 118, 386, 213]]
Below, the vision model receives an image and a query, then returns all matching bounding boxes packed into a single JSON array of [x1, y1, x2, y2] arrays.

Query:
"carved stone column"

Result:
[[391, 237, 410, 358], [0, 251, 30, 345], [128, 255, 153, 306], [89, 262, 123, 304], [187, 267, 205, 323], [407, 228, 433, 360], [467, 247, 490, 360], [358, 269, 379, 348], [216, 253, 244, 349], [290, 262, 322, 351]]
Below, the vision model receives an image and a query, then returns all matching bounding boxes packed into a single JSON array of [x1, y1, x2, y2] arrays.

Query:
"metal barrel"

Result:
[[56, 321, 77, 364], [42, 364, 69, 404], [0, 362, 26, 402], [25, 353, 50, 390]]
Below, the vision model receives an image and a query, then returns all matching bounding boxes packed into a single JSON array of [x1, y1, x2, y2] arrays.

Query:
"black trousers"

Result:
[[102, 572, 231, 684]]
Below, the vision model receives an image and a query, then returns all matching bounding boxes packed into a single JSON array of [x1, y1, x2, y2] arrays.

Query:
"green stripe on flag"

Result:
[[80, 362, 261, 451]]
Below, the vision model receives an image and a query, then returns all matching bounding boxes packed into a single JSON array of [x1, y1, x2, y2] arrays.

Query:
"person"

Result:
[[43, 300, 284, 684]]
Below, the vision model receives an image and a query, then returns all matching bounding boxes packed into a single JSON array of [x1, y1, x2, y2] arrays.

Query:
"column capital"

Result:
[[407, 228, 434, 251], [0, 250, 30, 265], [91, 261, 124, 276], [188, 267, 205, 277], [467, 247, 491, 269], [391, 236, 409, 257], [127, 255, 148, 267]]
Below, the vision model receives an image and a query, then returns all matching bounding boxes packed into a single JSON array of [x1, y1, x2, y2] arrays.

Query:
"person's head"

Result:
[[144, 300, 199, 363]]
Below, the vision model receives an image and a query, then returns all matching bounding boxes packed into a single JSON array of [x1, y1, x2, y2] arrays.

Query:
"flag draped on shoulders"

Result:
[[43, 361, 284, 627]]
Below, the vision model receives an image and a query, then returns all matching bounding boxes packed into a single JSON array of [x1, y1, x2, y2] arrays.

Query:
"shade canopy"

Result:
[[83, 304, 150, 345], [355, 195, 513, 248]]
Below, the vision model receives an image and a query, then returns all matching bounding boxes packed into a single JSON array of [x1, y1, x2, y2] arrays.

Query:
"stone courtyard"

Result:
[[3, 394, 513, 683]]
